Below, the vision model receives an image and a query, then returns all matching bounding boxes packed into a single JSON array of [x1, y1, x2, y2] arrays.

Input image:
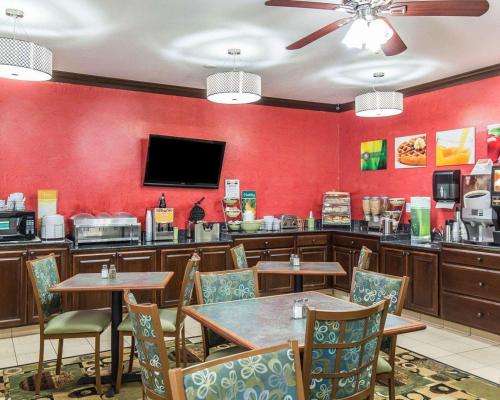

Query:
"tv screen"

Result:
[[143, 135, 226, 188]]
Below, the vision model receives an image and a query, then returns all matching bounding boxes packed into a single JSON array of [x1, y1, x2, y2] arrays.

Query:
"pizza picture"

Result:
[[395, 134, 427, 168]]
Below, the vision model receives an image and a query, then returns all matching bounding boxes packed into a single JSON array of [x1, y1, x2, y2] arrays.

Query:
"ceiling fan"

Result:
[[265, 0, 490, 56]]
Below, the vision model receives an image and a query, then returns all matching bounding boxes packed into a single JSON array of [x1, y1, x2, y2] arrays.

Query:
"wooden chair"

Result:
[[26, 254, 111, 395], [230, 243, 249, 268], [357, 246, 373, 270], [122, 289, 171, 400], [303, 299, 390, 400], [194, 267, 260, 360], [350, 267, 410, 400], [169, 340, 305, 400], [116, 253, 200, 393]]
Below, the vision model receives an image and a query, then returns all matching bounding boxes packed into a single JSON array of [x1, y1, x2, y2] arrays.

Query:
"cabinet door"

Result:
[[159, 248, 195, 308], [264, 248, 294, 294], [298, 246, 329, 291], [71, 252, 116, 310], [381, 248, 407, 277], [332, 246, 352, 291], [27, 248, 68, 324], [408, 251, 439, 316], [353, 250, 379, 272], [0, 250, 27, 328], [199, 245, 230, 273], [117, 250, 157, 304], [245, 249, 266, 268]]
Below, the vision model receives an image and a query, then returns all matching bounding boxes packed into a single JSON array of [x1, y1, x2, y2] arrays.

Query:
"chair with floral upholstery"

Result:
[[357, 246, 372, 270], [116, 253, 201, 393], [169, 340, 305, 400], [123, 289, 172, 400], [303, 299, 389, 400], [26, 254, 111, 395], [194, 267, 260, 361], [349, 267, 409, 400], [230, 244, 249, 269]]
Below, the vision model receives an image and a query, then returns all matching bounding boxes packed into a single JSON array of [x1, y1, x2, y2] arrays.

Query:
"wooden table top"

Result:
[[183, 291, 426, 350], [49, 272, 173, 292], [255, 261, 347, 276]]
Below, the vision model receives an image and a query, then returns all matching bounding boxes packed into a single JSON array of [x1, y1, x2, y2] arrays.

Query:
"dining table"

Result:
[[183, 291, 426, 350], [255, 261, 347, 292], [49, 271, 173, 397]]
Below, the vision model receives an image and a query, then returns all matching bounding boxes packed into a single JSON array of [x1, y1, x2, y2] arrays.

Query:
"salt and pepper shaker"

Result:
[[101, 264, 109, 279], [108, 264, 117, 279], [302, 298, 309, 318], [292, 299, 303, 319]]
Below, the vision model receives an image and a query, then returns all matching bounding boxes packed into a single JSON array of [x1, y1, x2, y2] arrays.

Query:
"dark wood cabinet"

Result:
[[332, 246, 353, 291], [265, 248, 294, 294], [0, 250, 27, 328], [198, 245, 230, 273], [71, 252, 116, 310], [159, 248, 195, 308], [27, 247, 68, 324], [117, 250, 157, 304], [298, 246, 329, 290], [380, 246, 439, 316]]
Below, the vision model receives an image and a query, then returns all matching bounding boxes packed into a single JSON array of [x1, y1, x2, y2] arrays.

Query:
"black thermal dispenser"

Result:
[[433, 170, 461, 203]]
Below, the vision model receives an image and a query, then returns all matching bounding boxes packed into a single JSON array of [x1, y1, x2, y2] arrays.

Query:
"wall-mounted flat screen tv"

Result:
[[143, 134, 226, 188]]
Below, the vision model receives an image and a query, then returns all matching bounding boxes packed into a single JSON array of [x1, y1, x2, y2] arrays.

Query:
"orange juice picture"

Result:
[[436, 128, 475, 166]]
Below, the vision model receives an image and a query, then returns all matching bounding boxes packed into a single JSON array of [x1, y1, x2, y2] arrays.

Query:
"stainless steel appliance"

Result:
[[70, 212, 141, 246], [461, 174, 498, 243], [0, 211, 36, 242], [194, 222, 220, 242], [41, 214, 65, 241], [150, 208, 174, 241], [277, 215, 298, 230]]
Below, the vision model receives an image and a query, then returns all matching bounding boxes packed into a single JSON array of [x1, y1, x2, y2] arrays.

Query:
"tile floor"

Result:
[[1, 314, 499, 384]]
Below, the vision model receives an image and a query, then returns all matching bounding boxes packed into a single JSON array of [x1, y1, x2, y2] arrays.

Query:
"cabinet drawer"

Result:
[[333, 234, 378, 251], [442, 248, 500, 270], [442, 292, 500, 334], [296, 234, 329, 247], [442, 264, 500, 302], [234, 236, 295, 251]]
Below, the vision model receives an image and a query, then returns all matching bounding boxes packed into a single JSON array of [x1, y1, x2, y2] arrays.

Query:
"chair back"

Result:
[[123, 290, 171, 400], [350, 268, 409, 315], [356, 246, 372, 270], [169, 340, 305, 400], [175, 253, 201, 330], [195, 268, 260, 354], [303, 300, 389, 400], [26, 254, 62, 327], [230, 244, 249, 269]]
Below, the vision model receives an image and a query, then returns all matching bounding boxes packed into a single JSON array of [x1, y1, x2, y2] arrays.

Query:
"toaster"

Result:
[[278, 215, 298, 230]]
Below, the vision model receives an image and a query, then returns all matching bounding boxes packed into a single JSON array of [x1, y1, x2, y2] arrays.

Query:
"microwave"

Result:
[[0, 211, 36, 241]]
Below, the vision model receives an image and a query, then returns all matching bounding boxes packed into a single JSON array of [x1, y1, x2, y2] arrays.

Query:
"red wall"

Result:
[[0, 80, 340, 226], [338, 75, 500, 228]]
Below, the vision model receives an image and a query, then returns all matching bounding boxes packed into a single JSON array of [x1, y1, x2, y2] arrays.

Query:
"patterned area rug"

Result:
[[0, 338, 498, 400]]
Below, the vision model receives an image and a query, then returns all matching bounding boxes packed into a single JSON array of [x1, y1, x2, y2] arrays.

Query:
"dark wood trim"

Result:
[[51, 70, 340, 113], [338, 62, 500, 112]]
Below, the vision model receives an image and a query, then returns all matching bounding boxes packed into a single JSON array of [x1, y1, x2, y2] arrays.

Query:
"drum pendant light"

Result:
[[355, 72, 403, 117], [0, 9, 53, 81], [206, 49, 261, 104]]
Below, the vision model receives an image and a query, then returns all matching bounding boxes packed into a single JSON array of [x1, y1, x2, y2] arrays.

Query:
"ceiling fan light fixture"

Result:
[[341, 18, 369, 49], [355, 91, 403, 118], [342, 16, 393, 52]]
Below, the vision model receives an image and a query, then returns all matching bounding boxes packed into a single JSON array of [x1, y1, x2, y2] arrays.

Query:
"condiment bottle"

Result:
[[307, 211, 315, 230], [292, 254, 301, 268], [108, 264, 117, 279], [302, 298, 309, 318], [101, 264, 109, 279], [292, 299, 303, 319], [159, 193, 166, 208]]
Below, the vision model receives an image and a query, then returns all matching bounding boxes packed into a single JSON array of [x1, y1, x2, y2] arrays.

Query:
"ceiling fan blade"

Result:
[[380, 18, 408, 56], [286, 17, 353, 50], [390, 0, 489, 17], [265, 0, 341, 11]]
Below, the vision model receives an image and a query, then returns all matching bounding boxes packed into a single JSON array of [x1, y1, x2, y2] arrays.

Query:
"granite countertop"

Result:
[[380, 239, 442, 252]]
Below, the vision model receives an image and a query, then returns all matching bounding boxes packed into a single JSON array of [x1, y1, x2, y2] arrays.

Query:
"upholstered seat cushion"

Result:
[[118, 308, 177, 333], [376, 356, 393, 374], [44, 310, 111, 335], [206, 345, 246, 361]]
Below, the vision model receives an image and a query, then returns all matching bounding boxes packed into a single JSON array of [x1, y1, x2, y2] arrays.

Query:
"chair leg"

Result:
[[94, 334, 102, 395], [182, 325, 187, 367], [56, 338, 64, 375], [35, 336, 45, 395], [116, 332, 124, 394], [175, 331, 181, 368], [128, 335, 135, 373], [388, 374, 396, 400]]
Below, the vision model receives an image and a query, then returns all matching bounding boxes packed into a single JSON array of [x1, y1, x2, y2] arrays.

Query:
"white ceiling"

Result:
[[0, 0, 499, 104]]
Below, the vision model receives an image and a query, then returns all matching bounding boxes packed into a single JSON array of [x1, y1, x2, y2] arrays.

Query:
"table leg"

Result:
[[293, 275, 303, 292], [106, 291, 123, 397]]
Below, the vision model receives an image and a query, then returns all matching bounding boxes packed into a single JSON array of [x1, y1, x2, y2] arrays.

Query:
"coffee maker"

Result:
[[461, 173, 498, 243]]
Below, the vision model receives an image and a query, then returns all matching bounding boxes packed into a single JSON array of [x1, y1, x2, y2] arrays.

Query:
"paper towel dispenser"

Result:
[[433, 170, 460, 203]]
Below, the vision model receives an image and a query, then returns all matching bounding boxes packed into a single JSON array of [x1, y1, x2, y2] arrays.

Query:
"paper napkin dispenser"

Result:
[[433, 170, 460, 203]]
